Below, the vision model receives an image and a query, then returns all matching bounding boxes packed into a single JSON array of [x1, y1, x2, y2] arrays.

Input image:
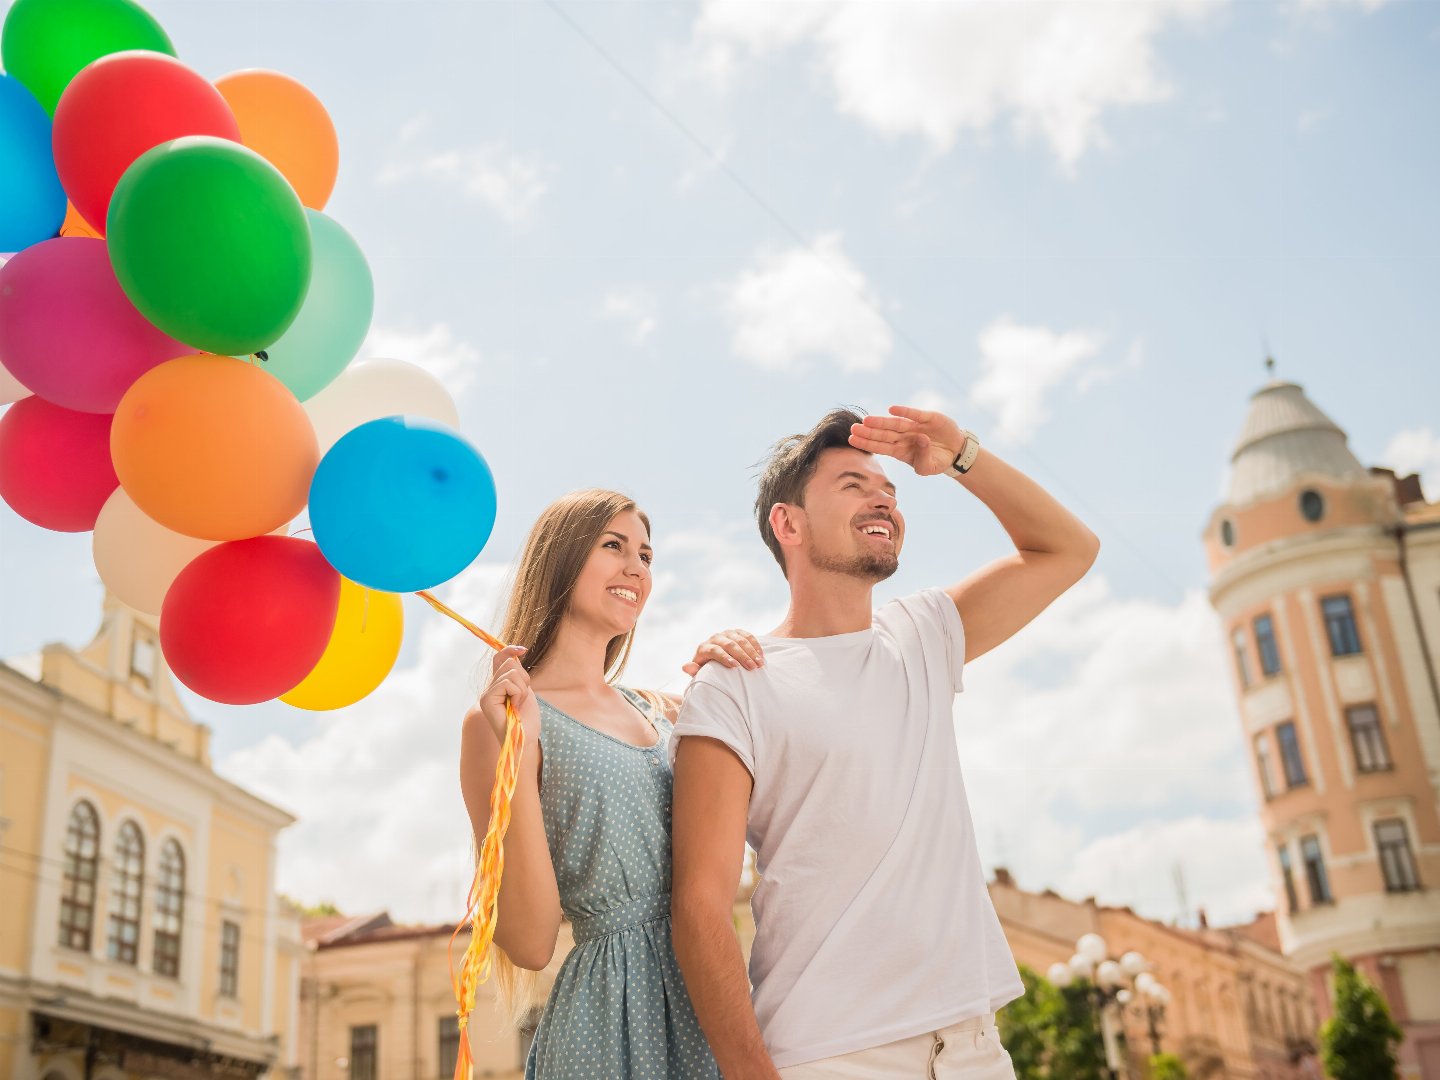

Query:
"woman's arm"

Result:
[[459, 647, 563, 970]]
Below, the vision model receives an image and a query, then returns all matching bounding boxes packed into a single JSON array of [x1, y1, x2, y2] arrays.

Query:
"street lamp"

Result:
[[1047, 935, 1170, 1080]]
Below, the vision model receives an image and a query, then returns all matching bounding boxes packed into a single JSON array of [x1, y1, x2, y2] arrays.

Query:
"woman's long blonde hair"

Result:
[[489, 488, 651, 1023]]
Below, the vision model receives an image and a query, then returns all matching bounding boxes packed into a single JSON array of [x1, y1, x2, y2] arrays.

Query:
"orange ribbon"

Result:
[[417, 590, 526, 1080]]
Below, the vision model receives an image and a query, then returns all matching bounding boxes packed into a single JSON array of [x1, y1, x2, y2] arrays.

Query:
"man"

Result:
[[669, 405, 1100, 1079]]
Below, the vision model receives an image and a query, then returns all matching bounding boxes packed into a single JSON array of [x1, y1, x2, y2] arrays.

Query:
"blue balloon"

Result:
[[309, 417, 497, 593], [0, 74, 65, 251]]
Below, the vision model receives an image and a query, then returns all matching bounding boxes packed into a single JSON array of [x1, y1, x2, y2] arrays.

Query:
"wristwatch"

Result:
[[946, 430, 980, 477]]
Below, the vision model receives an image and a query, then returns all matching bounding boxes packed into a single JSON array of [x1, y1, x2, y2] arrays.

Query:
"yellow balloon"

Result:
[[281, 578, 403, 711]]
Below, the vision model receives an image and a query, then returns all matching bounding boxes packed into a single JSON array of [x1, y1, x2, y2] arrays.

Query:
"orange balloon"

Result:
[[111, 355, 319, 541], [60, 202, 102, 239], [215, 70, 339, 210]]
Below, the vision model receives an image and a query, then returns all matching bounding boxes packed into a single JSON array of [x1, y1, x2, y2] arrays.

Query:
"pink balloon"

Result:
[[0, 397, 118, 531], [0, 238, 189, 413]]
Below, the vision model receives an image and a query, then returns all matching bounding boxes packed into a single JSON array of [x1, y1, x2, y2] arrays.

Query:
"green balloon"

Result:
[[1, 0, 175, 115], [108, 137, 313, 357], [261, 209, 375, 401]]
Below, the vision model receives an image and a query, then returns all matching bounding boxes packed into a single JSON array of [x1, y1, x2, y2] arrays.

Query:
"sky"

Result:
[[3, 0, 1439, 930]]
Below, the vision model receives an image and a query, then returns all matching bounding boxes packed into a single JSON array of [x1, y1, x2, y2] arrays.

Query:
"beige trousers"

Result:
[[778, 1015, 1016, 1079]]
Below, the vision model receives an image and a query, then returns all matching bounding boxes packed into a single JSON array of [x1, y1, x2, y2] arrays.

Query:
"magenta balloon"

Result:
[[0, 236, 188, 413]]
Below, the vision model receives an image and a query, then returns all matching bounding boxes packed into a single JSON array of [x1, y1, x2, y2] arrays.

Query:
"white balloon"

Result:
[[93, 489, 291, 615], [94, 489, 218, 615], [303, 357, 461, 454]]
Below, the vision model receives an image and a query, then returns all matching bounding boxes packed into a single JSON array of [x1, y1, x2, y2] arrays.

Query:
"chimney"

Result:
[[1198, 907, 1209, 929], [1370, 466, 1426, 507], [992, 867, 1014, 888]]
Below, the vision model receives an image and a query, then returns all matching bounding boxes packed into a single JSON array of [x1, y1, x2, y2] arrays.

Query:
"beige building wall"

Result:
[[1205, 377, 1440, 1079], [0, 596, 301, 1080]]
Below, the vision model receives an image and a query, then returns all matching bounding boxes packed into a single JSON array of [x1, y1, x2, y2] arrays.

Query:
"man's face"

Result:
[[795, 447, 904, 582]]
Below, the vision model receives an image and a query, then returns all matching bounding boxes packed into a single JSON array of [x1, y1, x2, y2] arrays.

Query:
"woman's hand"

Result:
[[471, 645, 541, 745], [682, 630, 764, 676]]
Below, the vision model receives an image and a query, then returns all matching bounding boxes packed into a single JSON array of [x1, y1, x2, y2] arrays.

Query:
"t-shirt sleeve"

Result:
[[912, 587, 967, 693], [669, 676, 756, 777]]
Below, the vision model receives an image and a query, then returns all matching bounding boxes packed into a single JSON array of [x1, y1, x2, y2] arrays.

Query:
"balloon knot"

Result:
[[254, 350, 269, 362]]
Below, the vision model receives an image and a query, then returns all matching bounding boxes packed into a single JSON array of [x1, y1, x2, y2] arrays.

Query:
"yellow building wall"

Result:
[[205, 806, 275, 1033], [0, 707, 50, 972]]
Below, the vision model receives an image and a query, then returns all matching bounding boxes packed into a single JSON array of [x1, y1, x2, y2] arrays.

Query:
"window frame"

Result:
[[1321, 595, 1363, 657], [350, 1023, 378, 1080], [1233, 627, 1252, 689], [1254, 732, 1278, 799], [1345, 704, 1391, 773], [1277, 843, 1300, 914], [58, 801, 101, 952], [152, 838, 186, 977], [438, 1014, 461, 1079], [106, 820, 144, 965], [1254, 614, 1282, 677], [1300, 834, 1332, 905], [219, 920, 241, 998], [1276, 721, 1308, 789], [1374, 818, 1421, 893]]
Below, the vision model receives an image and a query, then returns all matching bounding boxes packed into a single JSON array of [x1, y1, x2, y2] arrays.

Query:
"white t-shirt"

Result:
[[670, 588, 1023, 1069]]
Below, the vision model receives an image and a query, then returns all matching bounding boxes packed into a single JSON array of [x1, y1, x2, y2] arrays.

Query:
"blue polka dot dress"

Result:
[[524, 687, 720, 1080]]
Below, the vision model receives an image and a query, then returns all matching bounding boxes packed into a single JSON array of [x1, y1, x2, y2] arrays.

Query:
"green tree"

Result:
[[998, 965, 1105, 1080], [1320, 954, 1403, 1080], [1149, 1051, 1188, 1080]]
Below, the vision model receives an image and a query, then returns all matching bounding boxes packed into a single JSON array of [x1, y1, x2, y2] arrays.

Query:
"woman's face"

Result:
[[567, 508, 653, 639]]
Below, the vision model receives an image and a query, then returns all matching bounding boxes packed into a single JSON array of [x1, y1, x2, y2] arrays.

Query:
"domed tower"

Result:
[[1204, 367, 1440, 1077]]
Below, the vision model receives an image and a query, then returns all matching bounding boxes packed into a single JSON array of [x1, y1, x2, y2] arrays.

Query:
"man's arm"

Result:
[[942, 446, 1099, 662], [671, 736, 781, 1080], [850, 406, 1100, 663]]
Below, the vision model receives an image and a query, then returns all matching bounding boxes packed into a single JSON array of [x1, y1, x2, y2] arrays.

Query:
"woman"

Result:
[[460, 488, 762, 1079]]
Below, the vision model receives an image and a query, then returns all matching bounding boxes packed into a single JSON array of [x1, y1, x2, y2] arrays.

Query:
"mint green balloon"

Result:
[[108, 137, 312, 356], [259, 210, 374, 401], [1, 0, 175, 115]]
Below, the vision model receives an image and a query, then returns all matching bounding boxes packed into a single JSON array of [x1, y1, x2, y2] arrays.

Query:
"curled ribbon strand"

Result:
[[416, 589, 525, 1080]]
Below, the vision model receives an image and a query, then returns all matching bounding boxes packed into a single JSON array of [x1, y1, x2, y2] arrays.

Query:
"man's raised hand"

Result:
[[848, 405, 964, 477]]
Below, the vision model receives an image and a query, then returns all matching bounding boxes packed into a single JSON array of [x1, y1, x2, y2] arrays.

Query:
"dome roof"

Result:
[[1226, 380, 1366, 506]]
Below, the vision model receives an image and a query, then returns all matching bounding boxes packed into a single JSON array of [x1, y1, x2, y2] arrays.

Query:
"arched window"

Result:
[[107, 821, 144, 964], [58, 801, 100, 951], [153, 839, 185, 977]]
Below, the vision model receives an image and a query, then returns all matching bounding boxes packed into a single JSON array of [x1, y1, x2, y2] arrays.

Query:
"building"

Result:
[[296, 877, 759, 1080], [0, 595, 304, 1080], [993, 870, 1318, 1080], [1204, 370, 1440, 1078]]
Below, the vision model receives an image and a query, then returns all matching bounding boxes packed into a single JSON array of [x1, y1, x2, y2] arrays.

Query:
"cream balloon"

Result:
[[303, 357, 461, 454], [93, 489, 291, 615]]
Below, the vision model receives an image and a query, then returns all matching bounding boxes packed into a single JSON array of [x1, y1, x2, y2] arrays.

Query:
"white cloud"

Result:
[[968, 317, 1107, 444], [362, 323, 482, 399], [379, 142, 550, 226], [601, 288, 659, 345], [722, 232, 892, 374], [693, 0, 1224, 171], [1383, 427, 1440, 502]]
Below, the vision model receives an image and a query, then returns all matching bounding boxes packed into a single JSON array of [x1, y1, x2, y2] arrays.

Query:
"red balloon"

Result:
[[52, 52, 241, 235], [0, 397, 117, 531], [160, 536, 341, 705]]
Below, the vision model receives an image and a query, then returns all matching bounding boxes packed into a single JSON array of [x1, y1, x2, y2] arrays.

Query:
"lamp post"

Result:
[[1048, 934, 1170, 1080]]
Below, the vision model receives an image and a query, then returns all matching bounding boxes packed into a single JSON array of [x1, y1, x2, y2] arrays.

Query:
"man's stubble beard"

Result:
[[807, 547, 899, 583]]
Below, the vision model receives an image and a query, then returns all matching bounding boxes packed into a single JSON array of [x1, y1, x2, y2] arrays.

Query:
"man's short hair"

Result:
[[755, 407, 867, 575]]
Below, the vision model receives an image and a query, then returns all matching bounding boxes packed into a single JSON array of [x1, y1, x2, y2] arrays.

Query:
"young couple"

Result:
[[459, 405, 1099, 1079]]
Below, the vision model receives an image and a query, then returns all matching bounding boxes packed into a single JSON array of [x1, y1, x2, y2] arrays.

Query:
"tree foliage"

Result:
[[1319, 954, 1403, 1080], [1149, 1051, 1188, 1080], [999, 965, 1106, 1080]]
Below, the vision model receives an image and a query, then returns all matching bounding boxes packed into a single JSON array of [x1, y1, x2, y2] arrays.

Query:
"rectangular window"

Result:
[[1233, 628, 1252, 689], [1276, 722, 1308, 788], [219, 920, 240, 997], [1301, 834, 1332, 905], [130, 631, 157, 689], [1374, 819, 1421, 892], [438, 1015, 461, 1079], [351, 1024, 378, 1080], [1322, 595, 1362, 657], [1254, 614, 1282, 676], [1254, 733, 1278, 799], [1346, 704, 1391, 772], [1278, 844, 1300, 913]]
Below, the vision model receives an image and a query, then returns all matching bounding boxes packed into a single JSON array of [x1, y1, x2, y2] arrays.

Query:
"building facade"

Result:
[[1204, 374, 1440, 1079], [0, 596, 303, 1080]]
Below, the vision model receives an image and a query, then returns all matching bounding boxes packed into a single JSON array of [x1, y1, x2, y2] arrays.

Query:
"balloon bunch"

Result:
[[0, 0, 496, 711], [0, 0, 522, 1061]]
